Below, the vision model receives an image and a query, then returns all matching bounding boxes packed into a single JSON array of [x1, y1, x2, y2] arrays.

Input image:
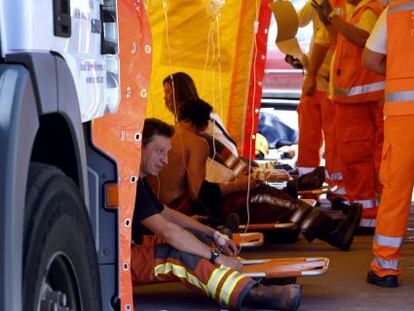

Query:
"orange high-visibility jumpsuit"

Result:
[[371, 0, 414, 277], [296, 0, 332, 174], [332, 0, 384, 227], [296, 0, 347, 197]]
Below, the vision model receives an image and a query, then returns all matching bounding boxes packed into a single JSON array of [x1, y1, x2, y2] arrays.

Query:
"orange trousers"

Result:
[[335, 101, 384, 226], [297, 92, 324, 169], [320, 98, 344, 189], [371, 115, 414, 277], [297, 92, 343, 189], [131, 234, 255, 309]]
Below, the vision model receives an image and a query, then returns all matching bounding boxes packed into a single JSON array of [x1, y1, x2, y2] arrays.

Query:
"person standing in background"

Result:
[[313, 0, 385, 230], [363, 0, 413, 287]]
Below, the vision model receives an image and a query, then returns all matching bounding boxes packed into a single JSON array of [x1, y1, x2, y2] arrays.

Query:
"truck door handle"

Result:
[[53, 0, 71, 38]]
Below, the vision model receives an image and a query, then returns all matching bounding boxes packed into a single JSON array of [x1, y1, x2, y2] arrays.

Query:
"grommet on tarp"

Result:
[[130, 176, 137, 183], [144, 44, 152, 54], [134, 132, 141, 141], [123, 262, 129, 271], [124, 218, 131, 227], [140, 88, 148, 98]]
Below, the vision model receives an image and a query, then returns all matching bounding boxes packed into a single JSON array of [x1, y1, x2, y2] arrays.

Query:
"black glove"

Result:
[[311, 0, 333, 26]]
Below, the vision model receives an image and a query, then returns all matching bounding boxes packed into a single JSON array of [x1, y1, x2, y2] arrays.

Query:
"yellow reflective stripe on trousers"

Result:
[[218, 271, 247, 306], [154, 263, 208, 292], [374, 234, 403, 248], [220, 274, 247, 306], [334, 81, 384, 97], [207, 265, 231, 299]]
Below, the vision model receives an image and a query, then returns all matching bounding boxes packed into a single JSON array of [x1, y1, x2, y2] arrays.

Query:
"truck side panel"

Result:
[[0, 65, 39, 311]]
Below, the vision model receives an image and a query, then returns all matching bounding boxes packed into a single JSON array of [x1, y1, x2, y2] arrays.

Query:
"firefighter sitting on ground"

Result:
[[130, 118, 301, 311]]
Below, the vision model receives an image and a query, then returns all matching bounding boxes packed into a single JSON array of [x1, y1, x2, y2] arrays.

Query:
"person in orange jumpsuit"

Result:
[[363, 0, 413, 287], [313, 0, 385, 229], [130, 118, 301, 310], [296, 0, 347, 200]]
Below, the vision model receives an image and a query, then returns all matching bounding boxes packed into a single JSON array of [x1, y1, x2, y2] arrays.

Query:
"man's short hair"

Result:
[[142, 118, 174, 146], [178, 98, 212, 130]]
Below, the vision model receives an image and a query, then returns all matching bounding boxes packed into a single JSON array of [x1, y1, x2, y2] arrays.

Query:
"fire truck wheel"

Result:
[[23, 162, 102, 311]]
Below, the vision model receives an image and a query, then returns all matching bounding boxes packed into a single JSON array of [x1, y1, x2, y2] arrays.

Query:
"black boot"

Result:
[[284, 166, 326, 198], [300, 204, 362, 250], [297, 166, 325, 190], [300, 208, 337, 243], [244, 284, 301, 311], [322, 203, 362, 251]]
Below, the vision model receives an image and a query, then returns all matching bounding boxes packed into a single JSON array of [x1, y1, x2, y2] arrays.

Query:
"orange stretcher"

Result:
[[239, 222, 296, 231], [241, 257, 330, 278], [298, 185, 337, 196], [233, 232, 265, 248]]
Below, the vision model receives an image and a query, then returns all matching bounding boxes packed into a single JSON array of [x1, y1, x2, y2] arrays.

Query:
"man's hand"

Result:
[[302, 74, 317, 96], [214, 231, 239, 257], [311, 0, 333, 26], [215, 254, 243, 272]]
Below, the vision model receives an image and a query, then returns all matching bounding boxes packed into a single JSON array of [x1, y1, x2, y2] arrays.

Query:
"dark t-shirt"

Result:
[[131, 178, 165, 243]]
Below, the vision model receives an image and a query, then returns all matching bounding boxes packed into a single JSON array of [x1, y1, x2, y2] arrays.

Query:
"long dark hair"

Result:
[[163, 72, 199, 109], [178, 98, 212, 130]]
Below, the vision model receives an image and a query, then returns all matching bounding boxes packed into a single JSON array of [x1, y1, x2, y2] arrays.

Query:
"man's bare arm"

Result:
[[162, 206, 215, 237], [362, 47, 386, 75], [162, 206, 239, 256], [142, 213, 242, 270], [303, 42, 330, 95]]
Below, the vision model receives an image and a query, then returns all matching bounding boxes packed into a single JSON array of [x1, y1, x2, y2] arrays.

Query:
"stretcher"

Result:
[[232, 232, 265, 248], [298, 185, 336, 196], [241, 257, 330, 278], [238, 222, 299, 244]]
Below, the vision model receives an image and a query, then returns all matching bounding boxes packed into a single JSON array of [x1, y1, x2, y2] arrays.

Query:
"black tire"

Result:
[[23, 162, 102, 311]]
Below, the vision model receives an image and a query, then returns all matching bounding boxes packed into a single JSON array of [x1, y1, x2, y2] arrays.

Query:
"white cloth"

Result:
[[365, 8, 387, 54], [205, 112, 239, 157]]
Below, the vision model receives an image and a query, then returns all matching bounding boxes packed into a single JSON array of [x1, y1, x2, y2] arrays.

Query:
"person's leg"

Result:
[[296, 93, 324, 173], [321, 98, 347, 200], [336, 101, 379, 228], [370, 115, 414, 285]]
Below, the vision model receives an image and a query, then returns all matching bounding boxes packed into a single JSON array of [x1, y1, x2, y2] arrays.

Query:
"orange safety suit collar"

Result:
[[333, 0, 385, 104], [384, 0, 414, 116]]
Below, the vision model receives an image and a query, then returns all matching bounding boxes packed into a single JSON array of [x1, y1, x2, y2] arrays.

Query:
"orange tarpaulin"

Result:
[[92, 0, 152, 309]]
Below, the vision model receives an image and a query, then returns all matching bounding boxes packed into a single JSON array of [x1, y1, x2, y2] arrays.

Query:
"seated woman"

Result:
[[146, 96, 361, 251]]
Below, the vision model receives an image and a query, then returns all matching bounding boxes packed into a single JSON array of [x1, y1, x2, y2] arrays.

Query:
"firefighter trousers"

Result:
[[297, 92, 324, 170], [371, 115, 414, 277], [131, 233, 256, 309], [335, 100, 384, 226]]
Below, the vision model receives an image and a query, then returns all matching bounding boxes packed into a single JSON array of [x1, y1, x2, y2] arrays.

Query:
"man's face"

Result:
[[141, 134, 172, 177], [163, 82, 175, 114]]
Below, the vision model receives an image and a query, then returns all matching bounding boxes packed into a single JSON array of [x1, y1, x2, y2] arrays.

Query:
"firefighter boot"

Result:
[[244, 284, 302, 311]]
